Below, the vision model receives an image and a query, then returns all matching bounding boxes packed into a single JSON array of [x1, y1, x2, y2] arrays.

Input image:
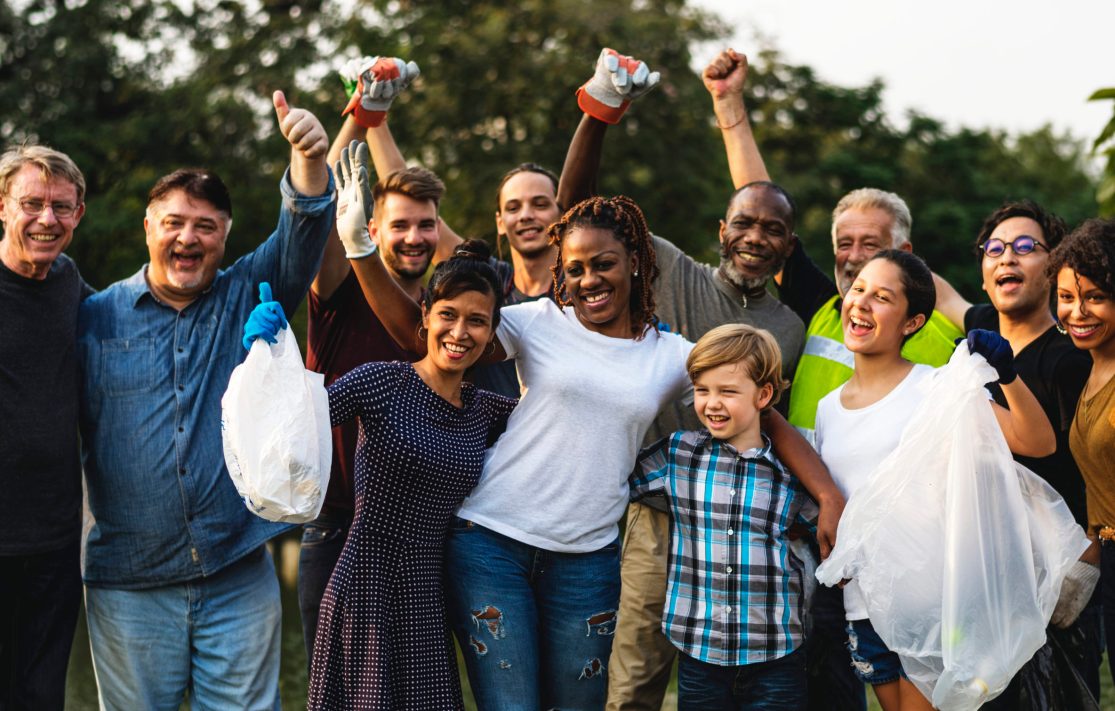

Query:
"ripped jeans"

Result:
[[445, 518, 621, 710]]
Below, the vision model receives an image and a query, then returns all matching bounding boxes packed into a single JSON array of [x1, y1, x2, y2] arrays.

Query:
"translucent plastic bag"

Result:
[[815, 344, 1089, 710], [221, 328, 331, 523]]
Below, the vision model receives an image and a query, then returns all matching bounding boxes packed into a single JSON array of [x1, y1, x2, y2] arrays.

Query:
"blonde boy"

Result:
[[631, 324, 810, 709]]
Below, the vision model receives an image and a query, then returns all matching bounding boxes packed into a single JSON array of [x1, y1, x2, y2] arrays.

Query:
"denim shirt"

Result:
[[78, 169, 335, 589]]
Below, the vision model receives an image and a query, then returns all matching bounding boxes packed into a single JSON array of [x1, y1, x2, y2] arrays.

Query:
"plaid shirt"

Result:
[[631, 429, 807, 666]]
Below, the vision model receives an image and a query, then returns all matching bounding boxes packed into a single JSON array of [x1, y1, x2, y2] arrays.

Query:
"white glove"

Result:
[[341, 56, 420, 128], [1050, 559, 1100, 628], [576, 48, 661, 124], [334, 140, 376, 259]]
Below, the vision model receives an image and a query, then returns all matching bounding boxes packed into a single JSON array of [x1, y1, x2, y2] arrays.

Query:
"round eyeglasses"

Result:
[[981, 235, 1048, 258]]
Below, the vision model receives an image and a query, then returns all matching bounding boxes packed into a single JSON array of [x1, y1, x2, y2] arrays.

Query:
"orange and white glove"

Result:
[[576, 48, 661, 124], [340, 56, 420, 128]]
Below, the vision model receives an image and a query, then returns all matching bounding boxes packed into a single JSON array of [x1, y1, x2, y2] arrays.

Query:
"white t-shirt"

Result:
[[457, 299, 693, 552], [815, 364, 935, 619]]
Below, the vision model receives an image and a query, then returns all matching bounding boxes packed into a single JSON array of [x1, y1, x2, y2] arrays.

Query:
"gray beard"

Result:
[[718, 257, 772, 293]]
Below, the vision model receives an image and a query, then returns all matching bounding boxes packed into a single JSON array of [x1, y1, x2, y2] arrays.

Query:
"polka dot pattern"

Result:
[[307, 362, 515, 710]]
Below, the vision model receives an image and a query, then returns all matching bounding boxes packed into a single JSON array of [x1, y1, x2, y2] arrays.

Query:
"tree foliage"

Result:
[[0, 0, 1098, 305], [1090, 87, 1115, 218]]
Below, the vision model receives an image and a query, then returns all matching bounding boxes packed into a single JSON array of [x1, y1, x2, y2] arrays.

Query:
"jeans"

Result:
[[297, 513, 351, 665], [805, 585, 866, 710], [677, 647, 807, 711], [0, 541, 81, 711], [445, 519, 621, 710], [85, 545, 282, 711]]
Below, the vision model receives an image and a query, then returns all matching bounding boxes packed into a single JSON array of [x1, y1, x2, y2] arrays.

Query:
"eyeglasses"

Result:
[[7, 197, 79, 218], [981, 235, 1048, 258]]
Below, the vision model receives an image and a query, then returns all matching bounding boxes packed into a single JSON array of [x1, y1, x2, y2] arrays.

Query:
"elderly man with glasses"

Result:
[[0, 144, 91, 711]]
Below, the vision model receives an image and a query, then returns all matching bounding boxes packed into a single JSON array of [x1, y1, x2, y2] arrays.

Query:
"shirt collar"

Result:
[[122, 265, 218, 309], [694, 429, 781, 469], [713, 268, 770, 309]]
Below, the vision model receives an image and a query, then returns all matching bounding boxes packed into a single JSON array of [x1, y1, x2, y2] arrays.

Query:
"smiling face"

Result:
[[693, 361, 774, 450], [496, 171, 561, 259], [561, 225, 638, 338], [981, 216, 1052, 319], [372, 192, 439, 281], [421, 288, 497, 375], [833, 207, 902, 296], [841, 258, 925, 356], [718, 185, 795, 290], [144, 189, 229, 308], [1056, 269, 1115, 359], [0, 164, 84, 280]]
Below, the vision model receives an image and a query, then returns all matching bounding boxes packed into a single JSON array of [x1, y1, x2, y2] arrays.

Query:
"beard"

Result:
[[718, 242, 785, 292], [382, 246, 432, 280]]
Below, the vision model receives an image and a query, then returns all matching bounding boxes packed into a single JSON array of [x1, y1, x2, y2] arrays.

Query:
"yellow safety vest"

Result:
[[788, 294, 963, 442]]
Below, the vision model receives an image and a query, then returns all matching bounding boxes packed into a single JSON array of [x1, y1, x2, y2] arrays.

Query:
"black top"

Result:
[[777, 239, 839, 323], [965, 304, 1092, 526], [0, 254, 93, 554]]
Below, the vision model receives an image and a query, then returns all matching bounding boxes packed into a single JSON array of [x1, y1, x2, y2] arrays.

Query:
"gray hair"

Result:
[[831, 188, 911, 248], [0, 144, 86, 203]]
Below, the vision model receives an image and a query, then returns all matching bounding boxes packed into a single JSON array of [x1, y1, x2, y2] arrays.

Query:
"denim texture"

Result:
[[445, 519, 620, 710], [844, 619, 903, 685], [84, 545, 282, 710], [78, 169, 334, 588], [677, 646, 807, 711]]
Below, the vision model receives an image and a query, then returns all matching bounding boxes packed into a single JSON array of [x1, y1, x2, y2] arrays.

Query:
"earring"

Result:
[[485, 340, 497, 355], [417, 324, 428, 340], [633, 270, 639, 277], [1055, 320, 1067, 335]]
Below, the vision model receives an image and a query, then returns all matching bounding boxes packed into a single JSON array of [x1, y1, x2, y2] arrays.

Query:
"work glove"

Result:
[[242, 282, 288, 351], [964, 329, 1017, 384], [341, 56, 420, 128], [576, 48, 660, 124], [335, 140, 377, 259], [1050, 560, 1100, 628]]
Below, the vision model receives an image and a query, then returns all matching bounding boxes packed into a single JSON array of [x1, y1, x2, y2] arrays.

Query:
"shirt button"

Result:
[[725, 606, 732, 614], [727, 528, 734, 536], [177, 348, 184, 353], [178, 427, 184, 433], [178, 384, 184, 391], [179, 468, 186, 476], [729, 490, 736, 497], [726, 565, 733, 573]]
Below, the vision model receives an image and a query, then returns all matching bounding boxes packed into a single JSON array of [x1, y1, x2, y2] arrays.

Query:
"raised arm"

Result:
[[763, 409, 845, 559], [273, 90, 330, 196], [967, 330, 1056, 457], [703, 49, 769, 188], [314, 116, 368, 299], [557, 48, 660, 210]]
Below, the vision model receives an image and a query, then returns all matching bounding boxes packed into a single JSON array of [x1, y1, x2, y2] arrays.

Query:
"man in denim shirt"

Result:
[[77, 92, 334, 709]]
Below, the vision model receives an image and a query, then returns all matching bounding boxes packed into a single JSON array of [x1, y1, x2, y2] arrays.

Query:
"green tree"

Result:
[[1090, 87, 1115, 217]]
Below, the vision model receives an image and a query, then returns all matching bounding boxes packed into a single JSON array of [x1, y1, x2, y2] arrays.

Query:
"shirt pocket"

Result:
[[100, 338, 156, 397]]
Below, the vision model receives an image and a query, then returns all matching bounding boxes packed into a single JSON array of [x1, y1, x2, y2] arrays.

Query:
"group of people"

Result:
[[2, 43, 1114, 711]]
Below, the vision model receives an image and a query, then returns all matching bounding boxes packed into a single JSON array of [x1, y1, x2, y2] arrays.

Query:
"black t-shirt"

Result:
[[965, 304, 1091, 526], [777, 239, 839, 324], [0, 253, 92, 554]]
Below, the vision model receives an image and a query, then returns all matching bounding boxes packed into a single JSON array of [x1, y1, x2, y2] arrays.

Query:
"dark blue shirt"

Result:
[[78, 169, 335, 588]]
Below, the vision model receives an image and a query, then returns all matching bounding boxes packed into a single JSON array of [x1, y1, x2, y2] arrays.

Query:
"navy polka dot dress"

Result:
[[307, 362, 515, 710]]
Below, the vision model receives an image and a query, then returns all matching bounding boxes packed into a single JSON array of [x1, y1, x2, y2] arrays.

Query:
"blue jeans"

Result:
[[0, 540, 82, 711], [677, 647, 807, 711], [296, 513, 351, 666], [444, 519, 621, 710], [84, 545, 282, 711]]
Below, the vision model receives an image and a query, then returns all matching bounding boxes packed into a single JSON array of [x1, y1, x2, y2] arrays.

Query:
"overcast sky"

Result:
[[692, 0, 1113, 144]]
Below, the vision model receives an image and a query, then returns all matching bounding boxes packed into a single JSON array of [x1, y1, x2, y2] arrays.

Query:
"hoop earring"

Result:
[[485, 340, 497, 355], [417, 324, 428, 342]]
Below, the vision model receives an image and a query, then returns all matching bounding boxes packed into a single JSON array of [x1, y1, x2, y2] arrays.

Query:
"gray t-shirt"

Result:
[[649, 235, 804, 442]]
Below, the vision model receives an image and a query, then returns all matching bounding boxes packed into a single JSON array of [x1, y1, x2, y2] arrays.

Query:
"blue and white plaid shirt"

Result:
[[631, 429, 807, 665]]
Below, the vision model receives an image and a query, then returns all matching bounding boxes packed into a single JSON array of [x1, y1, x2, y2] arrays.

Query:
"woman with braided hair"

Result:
[[343, 178, 828, 707]]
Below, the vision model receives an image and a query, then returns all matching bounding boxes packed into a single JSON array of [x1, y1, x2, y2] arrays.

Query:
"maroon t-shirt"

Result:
[[307, 270, 419, 519]]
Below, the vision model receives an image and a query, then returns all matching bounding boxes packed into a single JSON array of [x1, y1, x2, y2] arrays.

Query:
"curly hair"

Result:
[[546, 195, 658, 339], [1047, 218, 1115, 296], [974, 199, 1067, 256]]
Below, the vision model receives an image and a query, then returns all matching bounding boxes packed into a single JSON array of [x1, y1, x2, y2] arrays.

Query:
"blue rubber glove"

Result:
[[242, 282, 288, 350], [964, 329, 1017, 384]]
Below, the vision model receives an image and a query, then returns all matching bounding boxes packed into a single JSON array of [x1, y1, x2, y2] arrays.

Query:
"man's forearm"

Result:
[[715, 95, 769, 189]]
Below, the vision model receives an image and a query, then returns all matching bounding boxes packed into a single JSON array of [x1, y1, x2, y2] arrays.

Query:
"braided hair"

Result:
[[546, 195, 658, 339]]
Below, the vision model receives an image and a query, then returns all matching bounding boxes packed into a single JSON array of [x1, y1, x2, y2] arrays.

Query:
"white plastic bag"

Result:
[[221, 328, 331, 524], [815, 344, 1088, 710]]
